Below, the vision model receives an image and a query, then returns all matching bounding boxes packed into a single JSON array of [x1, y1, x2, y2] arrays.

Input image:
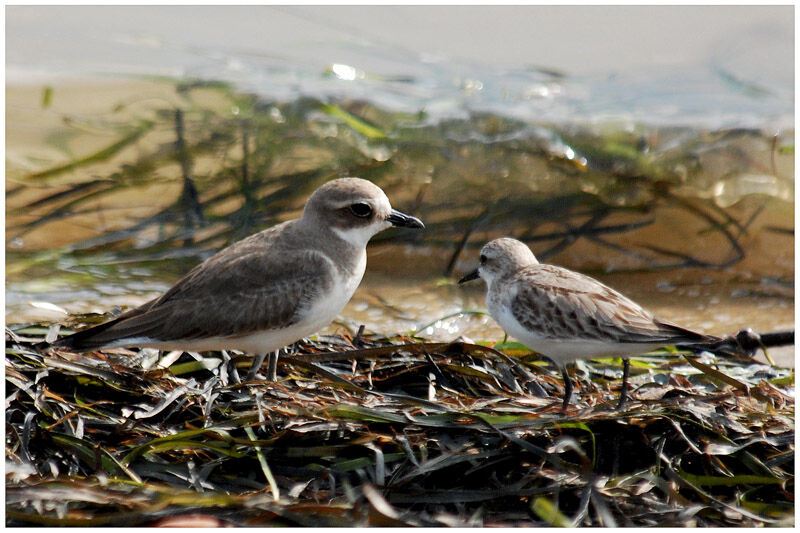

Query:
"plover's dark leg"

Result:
[[246, 352, 268, 382], [267, 351, 279, 382], [223, 350, 241, 384], [616, 358, 631, 411]]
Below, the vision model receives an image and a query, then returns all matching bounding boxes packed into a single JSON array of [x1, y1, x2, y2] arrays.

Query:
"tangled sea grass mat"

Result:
[[6, 321, 794, 527]]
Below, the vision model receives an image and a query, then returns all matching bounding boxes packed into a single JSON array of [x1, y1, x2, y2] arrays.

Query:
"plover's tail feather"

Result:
[[45, 306, 152, 352]]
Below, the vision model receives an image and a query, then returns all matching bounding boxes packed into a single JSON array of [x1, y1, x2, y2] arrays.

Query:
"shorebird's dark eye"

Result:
[[349, 203, 372, 218], [480, 254, 487, 264]]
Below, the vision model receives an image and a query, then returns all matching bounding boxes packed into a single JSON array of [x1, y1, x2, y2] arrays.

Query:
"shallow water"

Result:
[[6, 6, 795, 367], [7, 6, 793, 130], [6, 79, 793, 369]]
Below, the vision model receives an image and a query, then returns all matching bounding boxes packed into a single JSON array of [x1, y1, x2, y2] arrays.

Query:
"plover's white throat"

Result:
[[51, 177, 424, 381], [459, 238, 720, 411]]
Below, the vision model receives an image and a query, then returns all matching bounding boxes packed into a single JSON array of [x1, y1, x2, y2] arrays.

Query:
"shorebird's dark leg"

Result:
[[540, 356, 573, 412], [246, 352, 269, 382], [616, 358, 631, 411], [559, 364, 573, 413]]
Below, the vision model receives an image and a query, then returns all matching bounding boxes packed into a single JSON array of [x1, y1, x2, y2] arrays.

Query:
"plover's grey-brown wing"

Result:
[[50, 176, 424, 358], [508, 264, 716, 345], [55, 228, 336, 351]]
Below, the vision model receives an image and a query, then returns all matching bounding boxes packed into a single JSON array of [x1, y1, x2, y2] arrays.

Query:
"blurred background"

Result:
[[5, 6, 794, 364]]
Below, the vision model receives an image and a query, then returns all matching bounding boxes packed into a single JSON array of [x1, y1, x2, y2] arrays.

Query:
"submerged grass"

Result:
[[6, 321, 794, 526], [7, 78, 794, 285]]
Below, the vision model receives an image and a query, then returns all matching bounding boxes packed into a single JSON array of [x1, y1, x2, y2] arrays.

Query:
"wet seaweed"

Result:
[[6, 78, 793, 525], [6, 322, 794, 526]]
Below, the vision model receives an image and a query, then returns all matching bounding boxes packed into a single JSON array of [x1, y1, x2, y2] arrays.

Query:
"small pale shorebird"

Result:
[[459, 238, 721, 411], [48, 177, 424, 381]]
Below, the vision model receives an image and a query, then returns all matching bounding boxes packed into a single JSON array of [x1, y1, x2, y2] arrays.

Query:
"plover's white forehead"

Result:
[[305, 177, 392, 214], [301, 177, 399, 248]]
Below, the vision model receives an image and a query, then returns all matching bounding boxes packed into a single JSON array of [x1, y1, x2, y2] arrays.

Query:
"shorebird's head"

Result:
[[458, 238, 539, 286], [303, 177, 424, 247]]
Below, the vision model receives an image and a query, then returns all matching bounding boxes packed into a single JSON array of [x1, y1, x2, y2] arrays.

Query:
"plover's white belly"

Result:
[[127, 251, 367, 354], [489, 295, 660, 364], [142, 323, 323, 354]]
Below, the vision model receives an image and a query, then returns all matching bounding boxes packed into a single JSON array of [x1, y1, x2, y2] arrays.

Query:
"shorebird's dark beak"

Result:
[[458, 268, 480, 285], [387, 209, 425, 229]]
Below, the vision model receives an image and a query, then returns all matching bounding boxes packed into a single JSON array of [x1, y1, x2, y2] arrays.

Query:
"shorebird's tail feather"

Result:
[[654, 319, 722, 347]]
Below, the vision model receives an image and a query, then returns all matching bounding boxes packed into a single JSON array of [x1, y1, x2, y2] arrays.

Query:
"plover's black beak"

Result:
[[386, 209, 425, 229], [458, 268, 481, 285]]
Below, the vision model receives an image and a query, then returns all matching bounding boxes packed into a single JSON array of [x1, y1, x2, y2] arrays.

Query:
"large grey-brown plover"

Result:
[[459, 237, 720, 411], [49, 177, 424, 381]]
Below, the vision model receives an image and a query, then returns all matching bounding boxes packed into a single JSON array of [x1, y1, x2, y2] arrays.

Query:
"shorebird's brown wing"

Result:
[[510, 265, 716, 345], [55, 244, 335, 350]]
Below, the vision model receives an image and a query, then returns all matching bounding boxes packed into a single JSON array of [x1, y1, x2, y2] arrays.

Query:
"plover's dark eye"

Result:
[[480, 254, 487, 264], [349, 203, 372, 218]]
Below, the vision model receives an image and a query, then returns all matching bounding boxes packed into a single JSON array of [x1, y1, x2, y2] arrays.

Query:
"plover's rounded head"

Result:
[[460, 238, 539, 285], [303, 177, 423, 247]]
